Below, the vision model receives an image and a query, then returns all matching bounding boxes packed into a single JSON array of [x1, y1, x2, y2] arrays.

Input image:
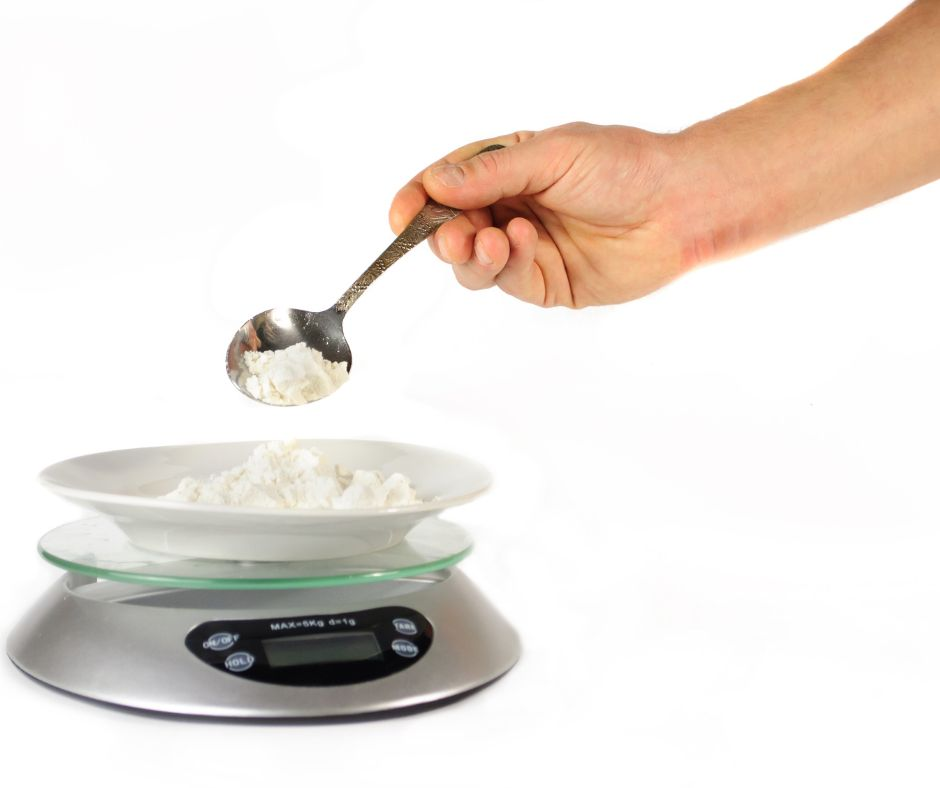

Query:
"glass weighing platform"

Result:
[[6, 517, 521, 718]]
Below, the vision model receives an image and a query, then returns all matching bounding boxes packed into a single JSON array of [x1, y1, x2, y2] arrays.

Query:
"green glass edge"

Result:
[[38, 544, 473, 590]]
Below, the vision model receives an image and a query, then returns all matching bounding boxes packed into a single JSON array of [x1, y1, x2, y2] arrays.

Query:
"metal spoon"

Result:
[[225, 144, 503, 406]]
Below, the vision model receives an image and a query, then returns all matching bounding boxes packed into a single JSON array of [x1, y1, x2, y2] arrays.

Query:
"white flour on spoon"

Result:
[[237, 342, 349, 405]]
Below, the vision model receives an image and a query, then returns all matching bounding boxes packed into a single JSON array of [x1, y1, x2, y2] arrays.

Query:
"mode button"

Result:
[[391, 639, 420, 659]]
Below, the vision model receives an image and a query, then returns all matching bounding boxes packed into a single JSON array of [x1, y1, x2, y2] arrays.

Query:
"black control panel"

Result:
[[185, 606, 432, 687]]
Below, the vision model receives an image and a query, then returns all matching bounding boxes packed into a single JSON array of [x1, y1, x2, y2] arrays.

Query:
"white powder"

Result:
[[162, 440, 421, 510], [238, 342, 349, 406]]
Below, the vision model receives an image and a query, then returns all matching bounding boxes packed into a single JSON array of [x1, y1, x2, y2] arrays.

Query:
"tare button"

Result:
[[392, 618, 418, 636], [391, 639, 420, 659], [223, 652, 256, 672]]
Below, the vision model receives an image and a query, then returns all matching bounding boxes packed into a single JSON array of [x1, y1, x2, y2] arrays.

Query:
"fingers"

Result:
[[386, 131, 564, 306], [447, 217, 544, 305], [421, 131, 574, 210], [388, 133, 528, 235], [432, 208, 492, 264], [494, 218, 543, 304], [389, 180, 428, 235], [391, 179, 494, 266], [449, 226, 511, 291]]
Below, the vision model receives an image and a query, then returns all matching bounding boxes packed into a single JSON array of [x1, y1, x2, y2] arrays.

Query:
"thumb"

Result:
[[422, 132, 569, 210]]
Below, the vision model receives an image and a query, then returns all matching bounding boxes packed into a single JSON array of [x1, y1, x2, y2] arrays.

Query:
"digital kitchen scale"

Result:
[[6, 516, 521, 718]]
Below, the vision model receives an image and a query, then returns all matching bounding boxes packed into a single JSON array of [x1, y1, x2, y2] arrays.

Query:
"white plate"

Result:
[[39, 439, 491, 561]]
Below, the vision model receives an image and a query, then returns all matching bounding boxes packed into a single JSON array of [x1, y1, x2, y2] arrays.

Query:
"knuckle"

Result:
[[453, 264, 493, 291], [545, 121, 596, 154], [473, 149, 503, 180], [556, 120, 593, 137]]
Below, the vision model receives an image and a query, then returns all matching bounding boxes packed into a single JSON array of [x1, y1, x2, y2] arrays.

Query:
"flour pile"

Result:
[[162, 440, 421, 509], [237, 342, 349, 406]]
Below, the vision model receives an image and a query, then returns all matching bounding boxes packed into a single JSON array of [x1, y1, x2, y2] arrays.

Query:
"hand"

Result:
[[389, 123, 704, 308], [389, 5, 940, 310]]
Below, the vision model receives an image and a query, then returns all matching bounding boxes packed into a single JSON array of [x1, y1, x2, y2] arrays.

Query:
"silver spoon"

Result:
[[225, 144, 503, 406]]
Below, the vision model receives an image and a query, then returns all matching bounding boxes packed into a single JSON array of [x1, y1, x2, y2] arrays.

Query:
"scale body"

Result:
[[7, 518, 520, 718]]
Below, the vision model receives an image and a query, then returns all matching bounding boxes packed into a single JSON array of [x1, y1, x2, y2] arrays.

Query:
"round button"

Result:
[[203, 632, 239, 651], [391, 639, 420, 659], [223, 652, 256, 672], [393, 618, 419, 636]]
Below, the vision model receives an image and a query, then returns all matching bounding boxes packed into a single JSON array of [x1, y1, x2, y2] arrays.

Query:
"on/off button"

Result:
[[391, 640, 420, 659]]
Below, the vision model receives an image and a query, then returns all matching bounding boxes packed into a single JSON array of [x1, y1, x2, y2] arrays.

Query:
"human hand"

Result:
[[389, 123, 710, 308], [391, 2, 940, 311]]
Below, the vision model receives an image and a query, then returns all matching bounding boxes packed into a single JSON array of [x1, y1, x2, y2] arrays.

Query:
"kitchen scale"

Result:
[[7, 515, 521, 718]]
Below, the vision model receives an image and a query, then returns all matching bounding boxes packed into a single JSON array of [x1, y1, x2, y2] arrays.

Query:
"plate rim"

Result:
[[38, 438, 493, 520]]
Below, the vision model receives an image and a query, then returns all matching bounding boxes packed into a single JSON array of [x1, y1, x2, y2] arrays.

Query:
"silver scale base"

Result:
[[7, 568, 521, 718]]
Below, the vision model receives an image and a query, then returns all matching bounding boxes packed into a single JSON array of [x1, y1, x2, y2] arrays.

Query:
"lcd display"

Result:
[[261, 632, 383, 668]]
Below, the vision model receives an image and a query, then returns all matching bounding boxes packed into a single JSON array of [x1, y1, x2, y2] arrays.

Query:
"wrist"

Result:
[[666, 0, 940, 271], [664, 113, 799, 271]]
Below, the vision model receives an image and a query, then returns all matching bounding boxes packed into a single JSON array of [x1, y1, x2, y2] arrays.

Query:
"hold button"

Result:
[[224, 652, 256, 672]]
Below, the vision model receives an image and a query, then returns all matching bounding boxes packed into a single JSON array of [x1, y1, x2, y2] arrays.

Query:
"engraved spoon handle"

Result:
[[333, 200, 459, 314], [333, 143, 505, 315]]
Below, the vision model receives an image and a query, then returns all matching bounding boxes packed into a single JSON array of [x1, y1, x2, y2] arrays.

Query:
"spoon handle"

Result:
[[333, 143, 506, 315], [333, 200, 460, 314]]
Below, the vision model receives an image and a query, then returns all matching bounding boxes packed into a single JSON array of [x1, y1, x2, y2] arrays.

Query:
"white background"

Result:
[[1, 1, 939, 785]]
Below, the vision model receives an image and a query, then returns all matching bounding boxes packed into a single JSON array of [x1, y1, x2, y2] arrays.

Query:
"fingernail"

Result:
[[476, 242, 493, 266], [430, 163, 465, 188]]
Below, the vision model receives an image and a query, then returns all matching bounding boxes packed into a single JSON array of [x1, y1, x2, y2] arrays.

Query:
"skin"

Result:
[[389, 0, 940, 309]]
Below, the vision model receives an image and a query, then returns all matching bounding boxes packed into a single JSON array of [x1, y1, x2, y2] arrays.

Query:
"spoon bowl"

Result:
[[225, 201, 458, 406], [227, 305, 350, 374], [226, 305, 351, 407], [227, 144, 505, 406]]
